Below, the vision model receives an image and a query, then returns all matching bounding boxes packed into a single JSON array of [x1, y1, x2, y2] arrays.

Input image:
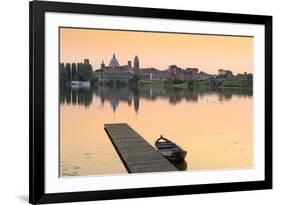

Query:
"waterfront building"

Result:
[[139, 68, 169, 81], [94, 54, 141, 81], [101, 59, 105, 69], [109, 53, 120, 68], [167, 65, 199, 81], [93, 54, 211, 82], [235, 72, 253, 80], [184, 68, 199, 80], [84, 59, 90, 65], [198, 71, 214, 80], [128, 60, 132, 68], [218, 69, 233, 79], [101, 54, 133, 70]]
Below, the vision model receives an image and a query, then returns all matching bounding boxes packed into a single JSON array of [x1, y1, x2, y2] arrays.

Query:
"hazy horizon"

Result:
[[60, 27, 253, 75]]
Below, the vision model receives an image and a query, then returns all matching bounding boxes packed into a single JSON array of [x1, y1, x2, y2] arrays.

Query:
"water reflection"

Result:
[[60, 84, 253, 175], [60, 85, 253, 112], [60, 86, 93, 107]]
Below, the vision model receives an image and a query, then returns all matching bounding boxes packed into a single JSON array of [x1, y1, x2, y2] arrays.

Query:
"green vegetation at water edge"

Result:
[[220, 79, 253, 88]]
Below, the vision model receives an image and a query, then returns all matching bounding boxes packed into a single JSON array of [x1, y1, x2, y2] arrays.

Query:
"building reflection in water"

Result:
[[60, 85, 253, 112]]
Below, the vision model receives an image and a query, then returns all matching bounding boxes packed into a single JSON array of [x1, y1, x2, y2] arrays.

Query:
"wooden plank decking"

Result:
[[104, 123, 177, 173]]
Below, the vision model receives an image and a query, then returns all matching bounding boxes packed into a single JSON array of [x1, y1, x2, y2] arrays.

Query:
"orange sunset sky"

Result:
[[60, 28, 253, 75]]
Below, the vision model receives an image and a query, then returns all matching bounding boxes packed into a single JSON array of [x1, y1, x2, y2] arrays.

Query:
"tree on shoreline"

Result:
[[78, 63, 93, 81], [128, 74, 140, 85], [59, 63, 67, 84], [59, 62, 93, 83]]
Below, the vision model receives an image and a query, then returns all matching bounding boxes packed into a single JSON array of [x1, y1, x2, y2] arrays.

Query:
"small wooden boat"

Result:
[[155, 135, 187, 163]]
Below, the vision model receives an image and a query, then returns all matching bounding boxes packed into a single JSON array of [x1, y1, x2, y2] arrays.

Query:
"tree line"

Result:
[[59, 62, 93, 84]]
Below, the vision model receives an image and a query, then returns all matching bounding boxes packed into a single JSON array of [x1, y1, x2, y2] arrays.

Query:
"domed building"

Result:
[[101, 53, 138, 71], [109, 53, 120, 68]]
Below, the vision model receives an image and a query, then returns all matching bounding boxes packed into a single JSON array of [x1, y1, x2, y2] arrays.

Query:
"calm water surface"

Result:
[[60, 85, 253, 176]]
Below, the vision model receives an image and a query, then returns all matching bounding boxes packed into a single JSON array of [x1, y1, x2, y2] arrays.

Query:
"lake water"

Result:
[[60, 85, 253, 176]]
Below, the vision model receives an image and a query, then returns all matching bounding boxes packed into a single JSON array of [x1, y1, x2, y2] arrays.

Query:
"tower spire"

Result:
[[101, 59, 105, 69], [134, 55, 139, 69]]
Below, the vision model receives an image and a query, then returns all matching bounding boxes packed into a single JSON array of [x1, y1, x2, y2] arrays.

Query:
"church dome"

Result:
[[109, 53, 119, 68]]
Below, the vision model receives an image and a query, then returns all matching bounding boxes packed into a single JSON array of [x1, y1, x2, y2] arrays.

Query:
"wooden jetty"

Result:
[[104, 123, 178, 173]]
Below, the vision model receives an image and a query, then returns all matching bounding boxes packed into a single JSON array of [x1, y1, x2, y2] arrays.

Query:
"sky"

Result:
[[60, 27, 253, 75]]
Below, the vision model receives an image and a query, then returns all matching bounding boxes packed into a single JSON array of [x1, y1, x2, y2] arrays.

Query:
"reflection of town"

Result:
[[60, 85, 253, 112]]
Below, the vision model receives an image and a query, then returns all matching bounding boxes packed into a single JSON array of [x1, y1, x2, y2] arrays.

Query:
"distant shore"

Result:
[[89, 78, 253, 90]]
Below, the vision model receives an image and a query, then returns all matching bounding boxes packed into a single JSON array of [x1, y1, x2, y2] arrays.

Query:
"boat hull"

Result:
[[155, 136, 187, 163], [158, 149, 186, 163]]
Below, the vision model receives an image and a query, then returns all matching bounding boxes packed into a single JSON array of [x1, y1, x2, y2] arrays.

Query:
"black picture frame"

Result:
[[29, 0, 272, 204]]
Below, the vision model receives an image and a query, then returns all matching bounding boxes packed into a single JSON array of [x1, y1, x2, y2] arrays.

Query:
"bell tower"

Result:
[[101, 59, 105, 69], [134, 55, 139, 69]]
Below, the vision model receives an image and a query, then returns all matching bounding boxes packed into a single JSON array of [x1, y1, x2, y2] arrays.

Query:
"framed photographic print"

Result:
[[29, 0, 272, 204]]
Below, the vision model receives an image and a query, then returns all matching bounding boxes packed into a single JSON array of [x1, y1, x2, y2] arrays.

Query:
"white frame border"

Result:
[[45, 12, 265, 194]]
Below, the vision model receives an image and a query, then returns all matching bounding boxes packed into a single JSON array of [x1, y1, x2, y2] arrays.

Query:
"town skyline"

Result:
[[60, 54, 253, 76], [60, 28, 253, 75]]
